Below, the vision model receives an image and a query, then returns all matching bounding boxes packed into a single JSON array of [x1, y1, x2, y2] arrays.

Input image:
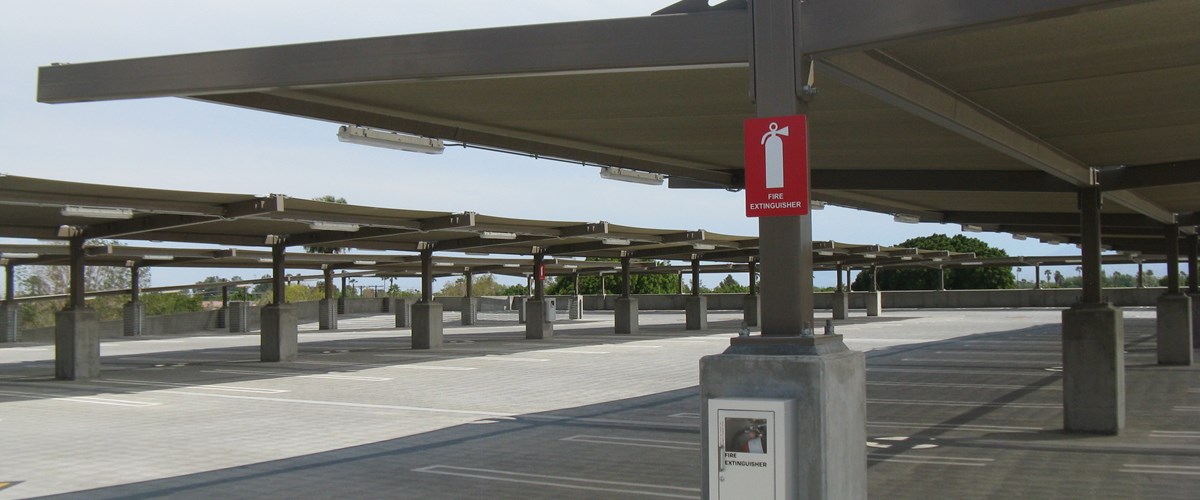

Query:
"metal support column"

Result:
[[1157, 224, 1192, 365], [615, 255, 637, 334], [1035, 264, 1043, 290], [261, 243, 296, 362], [319, 267, 337, 330], [123, 265, 144, 336], [700, 1, 865, 497], [744, 259, 760, 327], [1188, 234, 1200, 347], [1, 263, 16, 342], [413, 249, 443, 349], [526, 253, 552, 339], [686, 256, 707, 330], [462, 269, 477, 326], [56, 235, 99, 380], [1062, 186, 1123, 433]]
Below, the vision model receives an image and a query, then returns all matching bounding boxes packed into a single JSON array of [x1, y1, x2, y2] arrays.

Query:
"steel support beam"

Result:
[[1189, 234, 1198, 293], [68, 236, 85, 309], [1079, 188, 1104, 304], [819, 50, 1175, 224], [271, 244, 286, 306], [1098, 160, 1200, 191], [1166, 225, 1181, 294], [420, 249, 434, 302], [620, 256, 632, 298], [812, 169, 1074, 192]]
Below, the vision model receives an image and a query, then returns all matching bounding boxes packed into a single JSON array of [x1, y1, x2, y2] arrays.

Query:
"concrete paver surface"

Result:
[[0, 308, 1196, 498]]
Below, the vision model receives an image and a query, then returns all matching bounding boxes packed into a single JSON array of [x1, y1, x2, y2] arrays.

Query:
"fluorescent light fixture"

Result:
[[140, 255, 174, 261], [61, 206, 133, 219], [263, 235, 284, 245], [932, 258, 944, 262], [563, 264, 578, 269], [1065, 259, 1082, 264], [692, 244, 717, 251], [893, 214, 921, 224], [811, 200, 826, 210], [464, 252, 492, 256], [961, 261, 983, 266], [435, 262, 455, 267], [480, 231, 518, 240], [817, 251, 834, 256], [337, 125, 445, 154], [901, 256, 913, 261], [503, 264, 521, 268], [602, 238, 631, 246], [309, 221, 360, 232], [599, 167, 664, 186], [961, 224, 983, 233], [256, 258, 272, 263], [0, 252, 39, 259], [1012, 234, 1027, 240], [352, 260, 376, 266]]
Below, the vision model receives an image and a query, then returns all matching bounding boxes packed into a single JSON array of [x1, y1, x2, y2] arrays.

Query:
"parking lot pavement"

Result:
[[1, 308, 1196, 499]]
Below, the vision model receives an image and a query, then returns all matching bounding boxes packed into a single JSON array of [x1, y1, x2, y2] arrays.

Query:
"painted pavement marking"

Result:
[[0, 389, 159, 407], [104, 379, 288, 394], [202, 368, 393, 382], [868, 454, 993, 467], [1119, 464, 1200, 476], [411, 465, 699, 499], [561, 434, 700, 450], [902, 357, 1054, 365], [867, 421, 1043, 433], [293, 360, 476, 371], [869, 381, 1061, 391], [867, 367, 1056, 377], [157, 390, 518, 417], [1151, 430, 1200, 439], [869, 398, 1061, 409]]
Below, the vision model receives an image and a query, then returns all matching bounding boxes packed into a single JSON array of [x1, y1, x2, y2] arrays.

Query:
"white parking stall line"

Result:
[[868, 454, 993, 467], [411, 465, 699, 499], [0, 389, 159, 407], [869, 381, 1060, 391], [1120, 464, 1200, 476], [474, 355, 549, 363], [669, 412, 701, 419], [104, 379, 288, 394], [1173, 406, 1200, 412], [598, 344, 663, 349], [867, 367, 1054, 377], [2, 347, 48, 352], [393, 365, 477, 371], [902, 358, 1052, 365], [869, 398, 1061, 409], [1150, 430, 1200, 438], [158, 390, 517, 417], [203, 368, 393, 382], [293, 360, 475, 371], [868, 421, 1043, 433], [561, 434, 700, 450]]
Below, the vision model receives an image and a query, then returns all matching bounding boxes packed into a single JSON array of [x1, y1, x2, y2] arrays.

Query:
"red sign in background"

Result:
[[744, 115, 810, 217]]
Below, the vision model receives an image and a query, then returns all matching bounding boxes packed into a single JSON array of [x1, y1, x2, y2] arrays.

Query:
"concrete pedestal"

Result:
[[615, 297, 638, 334], [461, 297, 478, 326], [121, 302, 145, 336], [568, 295, 584, 320], [700, 335, 866, 500], [864, 292, 882, 317], [412, 302, 443, 349], [686, 296, 708, 330], [0, 303, 18, 343], [1157, 294, 1194, 365], [394, 298, 414, 328], [260, 305, 298, 362], [216, 307, 227, 329], [337, 296, 346, 315], [380, 297, 391, 313], [55, 308, 100, 380], [1191, 293, 1200, 347], [1062, 302, 1124, 434], [227, 301, 250, 333], [525, 299, 554, 339], [318, 299, 338, 330], [832, 291, 849, 320], [517, 297, 528, 324], [742, 294, 760, 327]]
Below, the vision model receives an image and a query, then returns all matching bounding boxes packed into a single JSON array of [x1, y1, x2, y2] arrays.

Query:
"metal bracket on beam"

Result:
[[224, 195, 286, 219], [421, 212, 476, 231]]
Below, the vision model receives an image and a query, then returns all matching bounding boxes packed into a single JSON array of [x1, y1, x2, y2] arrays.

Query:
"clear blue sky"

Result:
[[0, 1, 1146, 292]]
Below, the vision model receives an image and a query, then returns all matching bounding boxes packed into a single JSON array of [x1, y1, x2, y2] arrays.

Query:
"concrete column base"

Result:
[[1191, 292, 1200, 348], [394, 298, 414, 328], [517, 297, 528, 324], [0, 303, 18, 343], [686, 296, 708, 330], [864, 291, 882, 317], [337, 296, 346, 315], [615, 297, 638, 334], [461, 297, 478, 325], [122, 302, 145, 337], [700, 335, 867, 500], [227, 301, 250, 333], [568, 295, 584, 320], [380, 297, 391, 313], [318, 299, 338, 330], [55, 308, 100, 380], [260, 305, 298, 362], [832, 291, 849, 320], [742, 294, 759, 327], [412, 302, 443, 349], [1062, 302, 1125, 434], [525, 299, 554, 339], [216, 307, 227, 329], [1157, 294, 1194, 365]]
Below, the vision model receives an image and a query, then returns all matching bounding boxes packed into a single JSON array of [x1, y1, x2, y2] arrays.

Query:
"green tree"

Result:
[[711, 274, 749, 294], [305, 195, 350, 254], [193, 275, 244, 299], [436, 274, 509, 297], [545, 260, 681, 295], [852, 234, 1015, 290], [142, 292, 204, 316], [16, 259, 150, 328]]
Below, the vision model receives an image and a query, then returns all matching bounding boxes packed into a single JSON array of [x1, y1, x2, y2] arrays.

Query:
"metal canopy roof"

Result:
[[35, 0, 1200, 255]]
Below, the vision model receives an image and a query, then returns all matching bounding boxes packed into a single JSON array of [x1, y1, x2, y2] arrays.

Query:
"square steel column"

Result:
[[319, 268, 337, 331], [1188, 234, 1199, 346], [832, 264, 848, 320], [413, 249, 443, 349], [743, 260, 760, 327], [686, 257, 707, 330], [261, 243, 297, 362], [615, 255, 638, 334], [1157, 224, 1192, 365], [462, 270, 478, 326], [56, 236, 100, 380], [1, 264, 18, 343], [1062, 187, 1123, 434], [526, 253, 553, 339], [700, 1, 865, 498]]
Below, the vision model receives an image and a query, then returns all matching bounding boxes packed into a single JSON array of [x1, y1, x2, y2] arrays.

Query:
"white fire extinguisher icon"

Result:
[[761, 122, 789, 189]]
